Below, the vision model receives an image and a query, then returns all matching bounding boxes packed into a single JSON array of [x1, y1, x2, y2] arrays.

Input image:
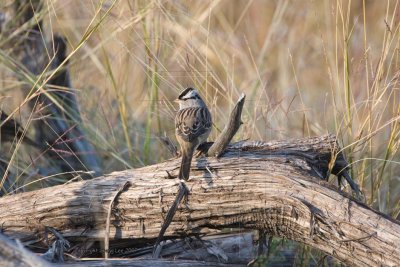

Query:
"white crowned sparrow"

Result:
[[175, 87, 212, 181]]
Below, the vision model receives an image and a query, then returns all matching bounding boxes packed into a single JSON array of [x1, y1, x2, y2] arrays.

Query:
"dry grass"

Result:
[[0, 0, 399, 264]]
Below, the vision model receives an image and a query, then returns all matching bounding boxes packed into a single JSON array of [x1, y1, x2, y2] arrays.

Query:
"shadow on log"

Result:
[[0, 134, 399, 266]]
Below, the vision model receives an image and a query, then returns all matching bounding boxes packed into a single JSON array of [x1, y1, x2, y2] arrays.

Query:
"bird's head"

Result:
[[175, 87, 205, 109]]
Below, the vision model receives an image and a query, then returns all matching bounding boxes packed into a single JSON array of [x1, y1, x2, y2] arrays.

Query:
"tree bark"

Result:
[[207, 93, 245, 157], [1, 230, 249, 266], [0, 134, 399, 266], [55, 259, 245, 267]]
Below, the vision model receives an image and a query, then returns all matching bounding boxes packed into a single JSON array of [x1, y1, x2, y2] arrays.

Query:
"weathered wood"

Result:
[[68, 231, 257, 264], [0, 233, 50, 267], [55, 259, 245, 267], [0, 135, 397, 266], [152, 232, 255, 263], [1, 230, 246, 267], [207, 93, 245, 157]]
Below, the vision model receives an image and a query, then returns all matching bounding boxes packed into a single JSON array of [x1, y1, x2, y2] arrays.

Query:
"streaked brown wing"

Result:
[[175, 107, 212, 142]]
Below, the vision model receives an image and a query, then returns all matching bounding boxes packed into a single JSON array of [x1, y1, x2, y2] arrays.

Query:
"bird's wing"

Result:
[[175, 107, 212, 142]]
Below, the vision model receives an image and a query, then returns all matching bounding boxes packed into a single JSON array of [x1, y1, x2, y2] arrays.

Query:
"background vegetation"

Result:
[[0, 0, 399, 265]]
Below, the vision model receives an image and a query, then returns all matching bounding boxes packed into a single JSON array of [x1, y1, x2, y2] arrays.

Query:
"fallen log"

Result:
[[55, 259, 246, 267], [0, 134, 399, 266], [0, 231, 248, 267]]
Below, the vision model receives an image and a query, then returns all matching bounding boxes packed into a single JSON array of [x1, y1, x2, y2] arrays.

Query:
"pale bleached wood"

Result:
[[0, 233, 50, 267], [0, 135, 397, 266], [1, 230, 246, 266], [55, 259, 245, 267], [207, 93, 245, 157]]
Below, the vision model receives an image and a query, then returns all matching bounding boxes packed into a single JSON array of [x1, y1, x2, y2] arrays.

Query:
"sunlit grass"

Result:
[[0, 0, 399, 264]]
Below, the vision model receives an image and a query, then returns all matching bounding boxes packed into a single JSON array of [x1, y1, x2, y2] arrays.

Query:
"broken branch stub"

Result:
[[0, 135, 396, 266], [207, 93, 245, 157]]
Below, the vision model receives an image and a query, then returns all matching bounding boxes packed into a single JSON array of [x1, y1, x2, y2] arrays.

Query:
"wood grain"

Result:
[[0, 135, 398, 266]]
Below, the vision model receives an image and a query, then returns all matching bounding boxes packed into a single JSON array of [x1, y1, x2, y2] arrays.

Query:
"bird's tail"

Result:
[[178, 147, 194, 181]]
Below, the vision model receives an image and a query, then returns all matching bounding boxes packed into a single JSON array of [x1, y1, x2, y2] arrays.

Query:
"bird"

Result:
[[152, 88, 212, 257], [175, 87, 212, 181], [0, 110, 39, 148]]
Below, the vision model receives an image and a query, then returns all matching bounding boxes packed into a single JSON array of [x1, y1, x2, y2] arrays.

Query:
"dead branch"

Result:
[[2, 230, 249, 267], [0, 233, 50, 267], [0, 134, 397, 266], [55, 259, 245, 267], [152, 181, 189, 257], [207, 93, 246, 157]]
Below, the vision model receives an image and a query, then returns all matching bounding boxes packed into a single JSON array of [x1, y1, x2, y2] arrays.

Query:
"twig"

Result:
[[153, 181, 189, 258], [44, 226, 70, 261], [105, 181, 131, 259], [208, 93, 246, 157], [338, 231, 377, 243]]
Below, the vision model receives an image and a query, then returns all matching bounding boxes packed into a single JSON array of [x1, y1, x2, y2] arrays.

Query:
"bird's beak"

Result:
[[174, 99, 179, 103]]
